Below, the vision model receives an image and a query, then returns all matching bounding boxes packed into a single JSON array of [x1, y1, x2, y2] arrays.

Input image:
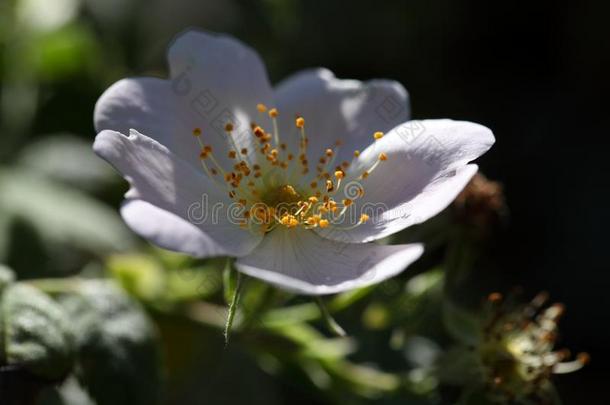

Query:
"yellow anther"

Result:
[[225, 123, 234, 132], [326, 179, 334, 192], [192, 128, 202, 136], [268, 108, 279, 118], [203, 145, 212, 153], [257, 103, 267, 113], [342, 198, 353, 207], [238, 199, 247, 206], [280, 214, 299, 228], [199, 150, 208, 159], [362, 171, 369, 179], [360, 214, 370, 223], [354, 150, 361, 157], [306, 216, 319, 226], [228, 150, 237, 159], [308, 196, 319, 204], [379, 152, 388, 161], [253, 126, 265, 138], [334, 170, 344, 180], [374, 131, 384, 140], [319, 219, 330, 228], [325, 149, 334, 157], [241, 148, 248, 155], [296, 117, 305, 128]]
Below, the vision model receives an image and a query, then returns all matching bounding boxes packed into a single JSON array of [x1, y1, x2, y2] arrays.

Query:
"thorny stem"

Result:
[[224, 270, 243, 345]]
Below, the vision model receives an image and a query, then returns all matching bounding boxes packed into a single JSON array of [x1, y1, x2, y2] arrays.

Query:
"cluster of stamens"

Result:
[[191, 104, 386, 233], [479, 292, 589, 402]]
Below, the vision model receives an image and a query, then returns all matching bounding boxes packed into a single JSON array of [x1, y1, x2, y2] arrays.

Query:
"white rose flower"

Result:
[[93, 30, 494, 295]]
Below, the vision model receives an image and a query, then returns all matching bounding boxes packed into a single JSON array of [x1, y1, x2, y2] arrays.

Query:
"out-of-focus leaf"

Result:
[[403, 336, 441, 369], [106, 254, 165, 303], [18, 134, 118, 191], [107, 253, 222, 305], [0, 264, 15, 291], [436, 347, 483, 387], [166, 264, 221, 302], [16, 0, 79, 33], [442, 298, 481, 346], [0, 214, 11, 261], [0, 283, 74, 380], [34, 24, 100, 81], [362, 302, 390, 330], [0, 169, 134, 254], [385, 269, 444, 335], [58, 280, 161, 405], [4, 216, 53, 278]]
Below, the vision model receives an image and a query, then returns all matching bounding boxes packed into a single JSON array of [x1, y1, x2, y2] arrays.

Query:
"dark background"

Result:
[[3, 0, 608, 403]]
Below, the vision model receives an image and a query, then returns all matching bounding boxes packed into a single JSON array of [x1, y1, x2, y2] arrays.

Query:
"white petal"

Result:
[[317, 119, 494, 243], [95, 30, 276, 171], [168, 30, 274, 167], [235, 227, 423, 295], [273, 68, 410, 164], [94, 129, 262, 257], [121, 199, 226, 257], [94, 77, 201, 169]]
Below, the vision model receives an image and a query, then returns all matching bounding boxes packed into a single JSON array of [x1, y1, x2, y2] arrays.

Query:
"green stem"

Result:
[[224, 270, 243, 345], [315, 297, 346, 337]]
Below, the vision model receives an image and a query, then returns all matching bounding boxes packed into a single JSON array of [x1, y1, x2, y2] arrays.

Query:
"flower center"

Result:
[[191, 103, 388, 233]]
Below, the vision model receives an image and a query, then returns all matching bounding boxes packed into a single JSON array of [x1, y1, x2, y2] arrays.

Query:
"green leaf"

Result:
[[18, 134, 118, 192], [0, 168, 134, 254], [58, 280, 162, 405], [0, 283, 74, 380]]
